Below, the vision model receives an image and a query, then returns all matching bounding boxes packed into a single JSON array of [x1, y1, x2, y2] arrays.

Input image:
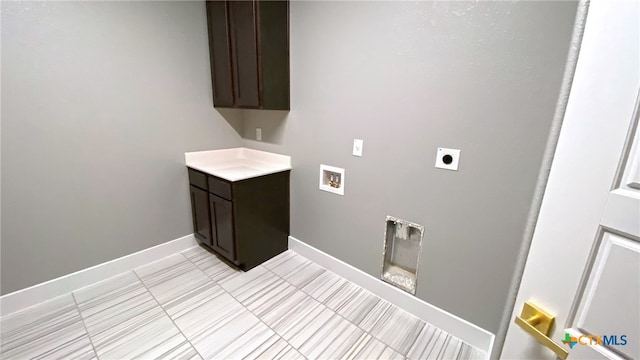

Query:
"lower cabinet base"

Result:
[[195, 237, 287, 271], [188, 168, 291, 271]]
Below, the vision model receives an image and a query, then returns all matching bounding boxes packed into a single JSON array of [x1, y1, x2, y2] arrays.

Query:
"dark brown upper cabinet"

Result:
[[206, 0, 290, 110]]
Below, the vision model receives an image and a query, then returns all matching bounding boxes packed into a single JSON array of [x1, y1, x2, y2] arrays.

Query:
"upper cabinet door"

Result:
[[256, 0, 289, 110], [206, 1, 234, 107], [228, 1, 261, 108], [206, 0, 289, 110]]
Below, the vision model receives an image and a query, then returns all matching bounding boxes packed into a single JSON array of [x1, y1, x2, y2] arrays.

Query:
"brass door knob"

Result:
[[514, 301, 569, 359]]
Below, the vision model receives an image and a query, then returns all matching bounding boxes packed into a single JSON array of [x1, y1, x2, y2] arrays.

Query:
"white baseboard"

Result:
[[0, 234, 198, 317], [288, 236, 495, 355]]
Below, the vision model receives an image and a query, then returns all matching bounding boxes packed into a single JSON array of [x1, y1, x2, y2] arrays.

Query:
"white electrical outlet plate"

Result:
[[319, 164, 345, 195], [352, 139, 363, 157], [256, 128, 262, 141], [435, 147, 461, 171]]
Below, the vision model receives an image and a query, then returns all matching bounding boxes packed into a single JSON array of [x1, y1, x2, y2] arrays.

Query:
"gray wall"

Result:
[[243, 1, 578, 333], [1, 0, 578, 335], [0, 1, 242, 294]]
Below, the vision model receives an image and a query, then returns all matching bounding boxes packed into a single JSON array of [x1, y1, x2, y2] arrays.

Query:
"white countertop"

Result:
[[185, 148, 291, 182]]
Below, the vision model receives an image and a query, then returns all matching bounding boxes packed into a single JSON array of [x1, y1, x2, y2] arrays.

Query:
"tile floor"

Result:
[[0, 246, 486, 360]]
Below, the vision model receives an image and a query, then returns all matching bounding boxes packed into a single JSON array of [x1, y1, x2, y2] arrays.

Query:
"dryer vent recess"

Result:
[[381, 216, 424, 295]]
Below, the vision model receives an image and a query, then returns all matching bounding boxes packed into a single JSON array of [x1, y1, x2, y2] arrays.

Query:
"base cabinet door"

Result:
[[209, 194, 236, 262], [190, 185, 212, 246]]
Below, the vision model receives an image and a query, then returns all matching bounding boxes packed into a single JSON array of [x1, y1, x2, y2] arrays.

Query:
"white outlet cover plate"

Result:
[[435, 147, 461, 171], [256, 128, 262, 141], [352, 139, 363, 157]]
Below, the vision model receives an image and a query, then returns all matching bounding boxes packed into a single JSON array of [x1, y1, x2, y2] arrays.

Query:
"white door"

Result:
[[501, 1, 639, 359]]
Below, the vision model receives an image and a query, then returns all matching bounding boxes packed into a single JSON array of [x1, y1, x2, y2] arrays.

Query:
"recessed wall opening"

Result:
[[381, 216, 424, 295], [319, 164, 345, 195]]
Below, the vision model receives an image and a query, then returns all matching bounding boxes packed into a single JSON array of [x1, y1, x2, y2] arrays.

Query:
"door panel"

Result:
[[602, 123, 640, 238], [574, 233, 639, 360], [228, 0, 260, 107], [206, 1, 234, 107], [209, 194, 218, 248], [601, 190, 640, 238], [567, 111, 640, 360], [210, 194, 236, 261], [628, 173, 640, 189], [190, 185, 211, 245], [502, 1, 639, 359], [621, 121, 640, 190], [256, 0, 290, 110]]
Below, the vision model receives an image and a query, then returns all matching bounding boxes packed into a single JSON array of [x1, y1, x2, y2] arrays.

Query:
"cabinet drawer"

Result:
[[208, 176, 232, 200], [188, 168, 208, 190]]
